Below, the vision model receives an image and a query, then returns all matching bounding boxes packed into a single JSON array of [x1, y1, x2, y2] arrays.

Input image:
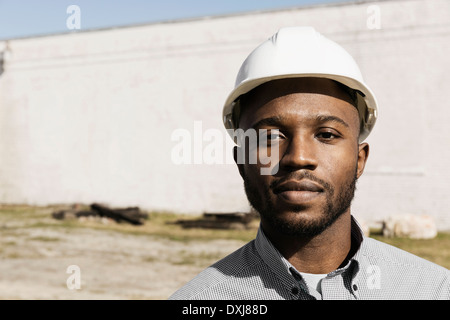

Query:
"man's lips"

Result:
[[273, 180, 324, 204], [273, 180, 324, 193]]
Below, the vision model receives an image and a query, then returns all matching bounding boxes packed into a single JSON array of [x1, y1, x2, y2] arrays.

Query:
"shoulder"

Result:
[[168, 240, 268, 300], [362, 237, 448, 272], [359, 237, 450, 299]]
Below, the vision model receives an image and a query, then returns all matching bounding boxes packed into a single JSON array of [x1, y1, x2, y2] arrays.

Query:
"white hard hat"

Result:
[[222, 26, 378, 142]]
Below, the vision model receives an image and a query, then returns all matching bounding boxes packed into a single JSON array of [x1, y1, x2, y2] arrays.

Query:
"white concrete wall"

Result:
[[0, 0, 449, 229]]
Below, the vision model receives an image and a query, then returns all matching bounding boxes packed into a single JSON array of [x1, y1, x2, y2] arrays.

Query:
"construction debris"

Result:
[[382, 214, 437, 239], [52, 203, 148, 225], [174, 211, 259, 230]]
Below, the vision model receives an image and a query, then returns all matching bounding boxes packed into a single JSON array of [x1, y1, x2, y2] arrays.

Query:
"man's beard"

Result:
[[243, 168, 358, 238]]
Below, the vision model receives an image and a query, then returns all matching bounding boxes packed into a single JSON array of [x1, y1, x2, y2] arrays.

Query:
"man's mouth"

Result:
[[273, 180, 324, 204]]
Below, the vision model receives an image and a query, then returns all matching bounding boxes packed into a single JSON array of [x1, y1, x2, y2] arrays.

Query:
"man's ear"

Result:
[[356, 142, 369, 179], [233, 146, 245, 179]]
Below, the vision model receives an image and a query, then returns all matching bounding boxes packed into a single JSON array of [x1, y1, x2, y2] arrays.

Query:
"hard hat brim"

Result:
[[223, 73, 377, 143]]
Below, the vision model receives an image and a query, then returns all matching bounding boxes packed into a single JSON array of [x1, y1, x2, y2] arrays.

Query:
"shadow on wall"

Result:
[[0, 52, 3, 76], [0, 41, 8, 77]]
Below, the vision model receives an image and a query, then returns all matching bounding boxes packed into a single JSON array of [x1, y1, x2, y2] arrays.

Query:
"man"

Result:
[[169, 27, 449, 300]]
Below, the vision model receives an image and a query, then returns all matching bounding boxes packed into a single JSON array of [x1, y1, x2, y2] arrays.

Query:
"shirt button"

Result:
[[291, 287, 299, 295], [352, 284, 358, 291]]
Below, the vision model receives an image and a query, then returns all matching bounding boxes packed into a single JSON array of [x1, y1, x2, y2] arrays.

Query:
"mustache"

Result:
[[270, 171, 334, 194]]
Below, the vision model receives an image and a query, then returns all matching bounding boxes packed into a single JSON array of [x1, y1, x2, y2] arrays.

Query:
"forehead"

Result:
[[238, 78, 360, 131]]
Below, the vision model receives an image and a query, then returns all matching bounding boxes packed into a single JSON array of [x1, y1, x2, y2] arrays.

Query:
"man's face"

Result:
[[235, 78, 369, 237]]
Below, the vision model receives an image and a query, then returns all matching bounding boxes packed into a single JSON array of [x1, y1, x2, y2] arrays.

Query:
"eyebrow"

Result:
[[250, 116, 285, 129], [250, 114, 350, 130], [314, 114, 350, 128]]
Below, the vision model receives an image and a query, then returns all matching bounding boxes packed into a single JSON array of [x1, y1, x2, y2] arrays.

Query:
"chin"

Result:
[[261, 206, 343, 238]]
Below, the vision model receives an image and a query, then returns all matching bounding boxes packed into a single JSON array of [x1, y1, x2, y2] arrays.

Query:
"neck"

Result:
[[261, 211, 353, 274]]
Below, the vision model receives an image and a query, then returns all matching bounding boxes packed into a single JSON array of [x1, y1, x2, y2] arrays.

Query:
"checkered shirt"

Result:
[[169, 217, 450, 300]]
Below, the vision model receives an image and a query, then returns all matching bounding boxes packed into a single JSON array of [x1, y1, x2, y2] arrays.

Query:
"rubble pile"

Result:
[[52, 203, 148, 225]]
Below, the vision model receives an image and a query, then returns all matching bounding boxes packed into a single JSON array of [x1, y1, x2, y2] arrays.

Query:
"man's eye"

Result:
[[268, 131, 282, 140], [259, 129, 283, 143], [316, 131, 339, 140]]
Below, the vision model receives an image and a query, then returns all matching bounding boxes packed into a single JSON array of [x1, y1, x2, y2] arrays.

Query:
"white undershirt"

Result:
[[299, 272, 327, 294]]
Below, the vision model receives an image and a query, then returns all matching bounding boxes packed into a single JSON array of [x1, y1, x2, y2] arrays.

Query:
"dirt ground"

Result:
[[2, 206, 448, 300], [0, 209, 248, 300]]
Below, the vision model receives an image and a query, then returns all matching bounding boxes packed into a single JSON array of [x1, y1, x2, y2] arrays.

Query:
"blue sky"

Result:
[[0, 0, 351, 40]]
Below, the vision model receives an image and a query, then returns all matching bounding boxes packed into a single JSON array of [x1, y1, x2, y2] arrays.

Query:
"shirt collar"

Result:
[[254, 224, 299, 290], [255, 216, 366, 282]]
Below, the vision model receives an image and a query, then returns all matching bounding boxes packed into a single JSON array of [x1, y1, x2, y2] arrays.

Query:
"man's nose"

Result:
[[279, 134, 319, 171]]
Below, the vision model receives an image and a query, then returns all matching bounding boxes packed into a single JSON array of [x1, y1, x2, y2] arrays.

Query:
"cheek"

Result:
[[322, 148, 359, 183], [244, 163, 273, 192]]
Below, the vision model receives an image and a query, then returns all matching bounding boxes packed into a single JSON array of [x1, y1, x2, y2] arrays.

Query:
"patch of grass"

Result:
[[55, 210, 259, 243], [27, 220, 79, 229], [5, 252, 21, 259], [27, 236, 60, 242], [142, 256, 158, 263], [0, 204, 58, 220], [0, 205, 258, 243]]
